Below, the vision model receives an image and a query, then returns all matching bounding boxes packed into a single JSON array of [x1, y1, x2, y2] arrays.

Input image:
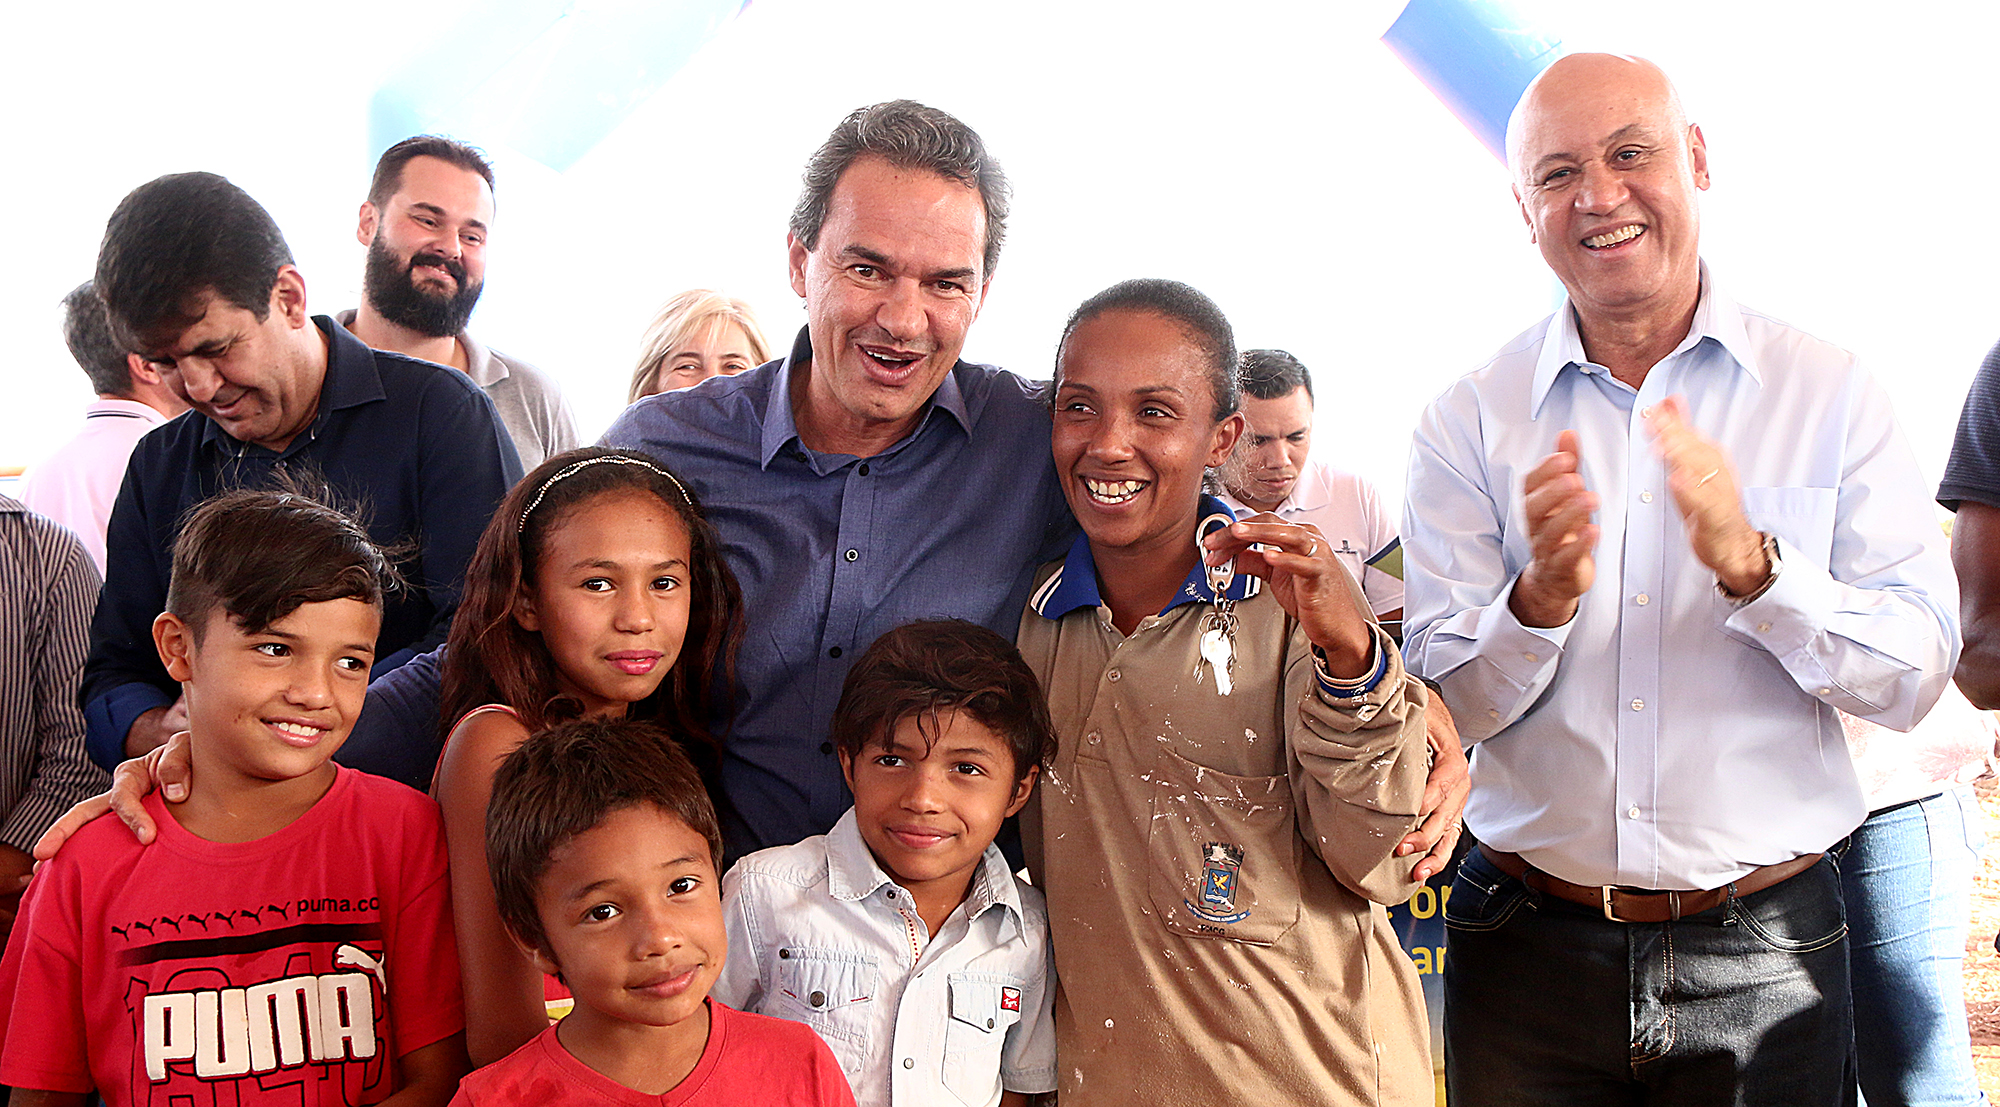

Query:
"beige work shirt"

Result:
[[1019, 561, 1432, 1106]]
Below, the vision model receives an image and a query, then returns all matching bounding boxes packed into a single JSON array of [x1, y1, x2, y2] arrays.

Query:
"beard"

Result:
[[363, 234, 483, 337]]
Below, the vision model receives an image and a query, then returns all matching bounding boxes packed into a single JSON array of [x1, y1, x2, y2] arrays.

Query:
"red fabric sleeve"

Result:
[[0, 853, 93, 1093], [808, 1030, 860, 1107], [385, 792, 466, 1057]]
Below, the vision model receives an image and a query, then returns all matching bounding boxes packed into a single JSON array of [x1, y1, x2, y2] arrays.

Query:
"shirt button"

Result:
[[1640, 490, 1654, 503], [1634, 593, 1649, 606], [828, 646, 843, 658], [1630, 698, 1644, 711], [1087, 730, 1102, 746], [810, 991, 826, 1008], [884, 889, 896, 900], [1522, 651, 1538, 663], [987, 1018, 996, 1029], [1640, 406, 1652, 418], [1627, 805, 1641, 819], [903, 1058, 915, 1070], [819, 741, 834, 755], [859, 463, 871, 476], [1756, 622, 1772, 633], [1817, 687, 1833, 696], [844, 549, 859, 562], [1107, 669, 1122, 682], [1487, 708, 1499, 720], [778, 948, 791, 959]]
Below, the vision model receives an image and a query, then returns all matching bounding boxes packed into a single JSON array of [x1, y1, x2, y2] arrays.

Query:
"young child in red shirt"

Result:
[[454, 718, 855, 1105], [0, 488, 469, 1105]]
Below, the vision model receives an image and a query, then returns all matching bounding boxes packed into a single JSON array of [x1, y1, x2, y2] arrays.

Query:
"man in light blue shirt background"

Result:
[[1404, 53, 1957, 1105]]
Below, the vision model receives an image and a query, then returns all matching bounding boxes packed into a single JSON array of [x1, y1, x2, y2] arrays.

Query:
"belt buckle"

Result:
[[1602, 886, 1681, 923]]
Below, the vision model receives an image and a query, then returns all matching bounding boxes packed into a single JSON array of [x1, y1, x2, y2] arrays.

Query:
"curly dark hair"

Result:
[[168, 483, 395, 640], [487, 718, 722, 953], [830, 619, 1056, 781]]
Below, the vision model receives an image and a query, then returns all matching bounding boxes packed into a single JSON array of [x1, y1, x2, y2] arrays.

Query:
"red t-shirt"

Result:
[[450, 1000, 857, 1106], [0, 766, 464, 1104]]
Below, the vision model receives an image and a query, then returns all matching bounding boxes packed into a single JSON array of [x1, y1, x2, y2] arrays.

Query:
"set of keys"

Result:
[[1195, 514, 1238, 696]]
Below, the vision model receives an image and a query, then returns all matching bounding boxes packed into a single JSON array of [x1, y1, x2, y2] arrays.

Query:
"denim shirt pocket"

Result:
[[940, 971, 1025, 1105], [1146, 745, 1302, 947], [774, 946, 878, 1075]]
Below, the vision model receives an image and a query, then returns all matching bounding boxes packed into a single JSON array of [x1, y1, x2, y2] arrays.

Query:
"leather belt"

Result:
[[1476, 845, 1823, 923]]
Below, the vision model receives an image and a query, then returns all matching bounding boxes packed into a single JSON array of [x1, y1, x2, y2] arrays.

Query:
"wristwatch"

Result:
[[1717, 532, 1781, 605]]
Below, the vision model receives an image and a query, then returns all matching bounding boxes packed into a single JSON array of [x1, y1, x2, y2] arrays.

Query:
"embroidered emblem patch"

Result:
[[1184, 841, 1250, 925], [1001, 987, 1021, 1012]]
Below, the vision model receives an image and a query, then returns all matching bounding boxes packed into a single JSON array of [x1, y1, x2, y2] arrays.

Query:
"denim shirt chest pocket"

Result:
[[941, 971, 1025, 1105], [1739, 486, 1836, 568], [775, 947, 878, 1074]]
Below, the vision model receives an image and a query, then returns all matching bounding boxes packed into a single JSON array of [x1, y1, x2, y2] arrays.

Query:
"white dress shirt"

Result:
[[1403, 267, 1959, 890], [16, 399, 169, 576], [1220, 457, 1405, 618], [713, 809, 1056, 1107]]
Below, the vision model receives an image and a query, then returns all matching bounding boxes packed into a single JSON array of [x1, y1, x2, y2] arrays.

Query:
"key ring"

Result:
[[1197, 513, 1236, 595]]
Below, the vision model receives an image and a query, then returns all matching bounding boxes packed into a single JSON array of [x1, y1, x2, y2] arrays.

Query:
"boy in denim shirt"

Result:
[[713, 620, 1056, 1107]]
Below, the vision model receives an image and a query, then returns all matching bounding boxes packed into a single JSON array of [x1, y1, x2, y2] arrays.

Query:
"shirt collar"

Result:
[[1029, 494, 1263, 620], [758, 325, 974, 469], [823, 808, 1028, 936], [1274, 461, 1330, 515], [1529, 262, 1761, 418], [333, 307, 503, 387], [85, 397, 169, 425], [454, 330, 506, 387], [199, 317, 384, 459]]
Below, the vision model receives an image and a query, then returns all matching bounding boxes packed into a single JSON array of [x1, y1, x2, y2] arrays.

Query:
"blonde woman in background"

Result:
[[629, 289, 772, 400]]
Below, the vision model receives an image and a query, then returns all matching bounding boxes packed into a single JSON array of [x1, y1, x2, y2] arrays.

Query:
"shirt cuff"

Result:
[[1716, 533, 1928, 718], [1720, 534, 1839, 655], [1003, 1070, 1059, 1095], [84, 682, 173, 771], [1315, 629, 1390, 698], [1467, 573, 1574, 683]]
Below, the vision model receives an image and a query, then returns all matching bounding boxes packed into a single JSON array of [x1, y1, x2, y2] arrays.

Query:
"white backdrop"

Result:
[[6, 0, 1995, 511]]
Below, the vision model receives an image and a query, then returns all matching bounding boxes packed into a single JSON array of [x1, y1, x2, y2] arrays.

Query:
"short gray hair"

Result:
[[789, 100, 1010, 280], [61, 281, 135, 397]]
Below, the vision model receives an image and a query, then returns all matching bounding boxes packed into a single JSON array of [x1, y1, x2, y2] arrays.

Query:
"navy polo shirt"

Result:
[[80, 316, 521, 769]]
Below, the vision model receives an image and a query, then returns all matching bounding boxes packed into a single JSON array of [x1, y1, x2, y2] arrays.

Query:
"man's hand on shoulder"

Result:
[[1511, 429, 1599, 628], [32, 731, 193, 863]]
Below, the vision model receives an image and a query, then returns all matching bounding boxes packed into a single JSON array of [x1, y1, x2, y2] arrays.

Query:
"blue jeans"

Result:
[[1444, 847, 1856, 1106], [1841, 787, 1988, 1107]]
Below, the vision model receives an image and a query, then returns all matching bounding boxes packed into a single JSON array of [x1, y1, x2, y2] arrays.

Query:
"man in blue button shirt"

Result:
[[79, 172, 521, 771], [599, 100, 1071, 854]]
